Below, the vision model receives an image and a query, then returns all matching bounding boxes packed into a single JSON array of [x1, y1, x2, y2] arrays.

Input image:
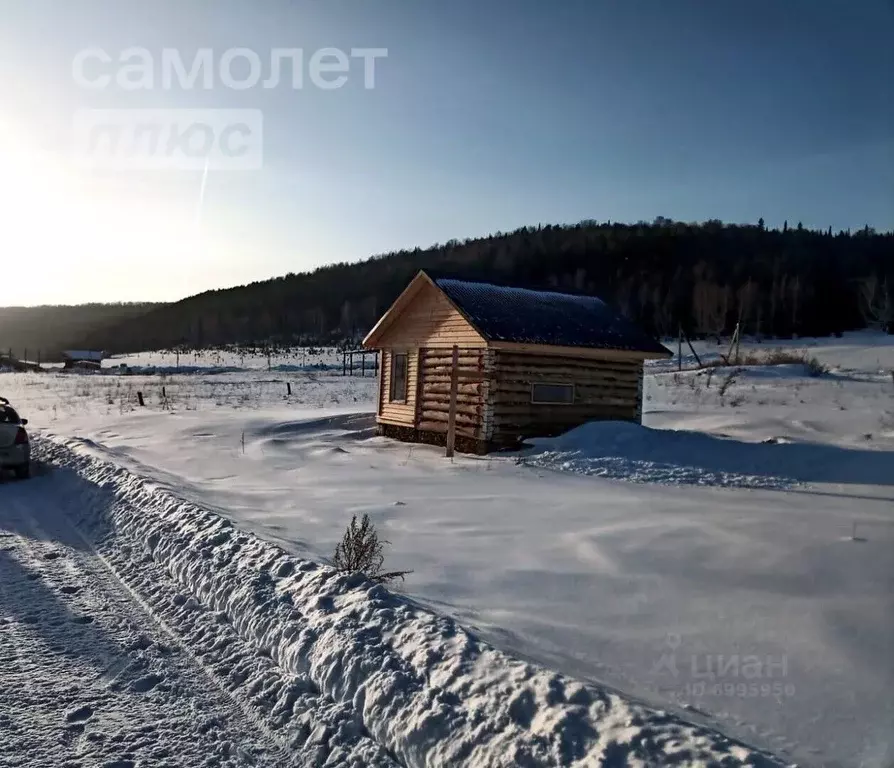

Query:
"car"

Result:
[[0, 396, 30, 479]]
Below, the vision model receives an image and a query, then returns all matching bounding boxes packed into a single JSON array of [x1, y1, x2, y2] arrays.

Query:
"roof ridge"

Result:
[[432, 274, 601, 302]]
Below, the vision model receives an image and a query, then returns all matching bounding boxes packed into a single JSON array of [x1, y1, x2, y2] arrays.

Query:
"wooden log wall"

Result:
[[488, 351, 644, 444], [416, 347, 487, 439]]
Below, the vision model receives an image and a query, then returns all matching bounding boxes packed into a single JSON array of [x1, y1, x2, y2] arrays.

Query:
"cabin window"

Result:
[[390, 352, 409, 402], [531, 382, 574, 405]]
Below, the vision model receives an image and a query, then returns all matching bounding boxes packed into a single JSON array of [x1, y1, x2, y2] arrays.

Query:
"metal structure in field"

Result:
[[363, 270, 672, 455], [341, 349, 379, 378]]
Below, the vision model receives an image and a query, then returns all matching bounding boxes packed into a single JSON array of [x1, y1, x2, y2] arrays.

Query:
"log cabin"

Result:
[[362, 271, 672, 454]]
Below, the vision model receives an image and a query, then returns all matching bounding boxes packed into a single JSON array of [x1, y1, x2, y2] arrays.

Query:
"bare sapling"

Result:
[[718, 369, 739, 401], [333, 513, 412, 584]]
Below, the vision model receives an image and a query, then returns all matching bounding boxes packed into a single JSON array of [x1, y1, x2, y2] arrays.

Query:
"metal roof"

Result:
[[62, 350, 104, 361], [435, 277, 670, 355]]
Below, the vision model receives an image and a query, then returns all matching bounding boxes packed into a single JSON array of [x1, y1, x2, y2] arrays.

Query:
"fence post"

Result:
[[678, 326, 682, 371], [137, 391, 145, 407], [683, 329, 703, 368], [445, 345, 459, 459]]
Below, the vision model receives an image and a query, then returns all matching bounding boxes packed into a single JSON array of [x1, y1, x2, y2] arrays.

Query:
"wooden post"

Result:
[[445, 345, 459, 459], [349, 352, 354, 377], [683, 329, 703, 368], [734, 322, 742, 363], [287, 382, 292, 396], [342, 351, 347, 376], [725, 323, 739, 365], [361, 353, 366, 377], [678, 326, 683, 371], [137, 391, 145, 407]]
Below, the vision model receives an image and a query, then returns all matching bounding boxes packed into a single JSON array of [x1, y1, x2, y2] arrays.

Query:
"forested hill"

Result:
[[77, 219, 894, 353], [0, 303, 161, 362]]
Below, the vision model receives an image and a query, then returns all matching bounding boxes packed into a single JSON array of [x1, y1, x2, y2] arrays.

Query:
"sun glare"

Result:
[[0, 120, 204, 306]]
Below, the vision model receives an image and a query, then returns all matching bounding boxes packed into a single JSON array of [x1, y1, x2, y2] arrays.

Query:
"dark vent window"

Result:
[[390, 353, 409, 402], [531, 382, 574, 405]]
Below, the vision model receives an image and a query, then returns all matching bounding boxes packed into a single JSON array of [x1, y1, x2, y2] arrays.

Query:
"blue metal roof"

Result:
[[434, 276, 670, 355]]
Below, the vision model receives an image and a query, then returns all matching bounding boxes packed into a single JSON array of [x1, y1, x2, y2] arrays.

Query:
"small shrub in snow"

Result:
[[804, 356, 829, 377], [718, 370, 739, 399], [704, 348, 828, 376], [333, 513, 411, 584], [758, 349, 807, 366]]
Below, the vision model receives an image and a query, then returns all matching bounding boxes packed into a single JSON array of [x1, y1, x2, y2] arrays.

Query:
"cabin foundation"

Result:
[[378, 423, 490, 455]]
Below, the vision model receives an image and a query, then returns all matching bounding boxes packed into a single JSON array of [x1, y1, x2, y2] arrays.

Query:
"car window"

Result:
[[0, 406, 21, 423]]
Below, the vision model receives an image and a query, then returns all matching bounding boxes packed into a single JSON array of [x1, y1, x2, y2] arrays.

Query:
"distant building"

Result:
[[362, 270, 672, 454], [62, 350, 104, 370]]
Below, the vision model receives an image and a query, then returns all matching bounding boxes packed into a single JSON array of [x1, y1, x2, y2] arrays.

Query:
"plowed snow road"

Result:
[[0, 466, 398, 768], [0, 491, 290, 767]]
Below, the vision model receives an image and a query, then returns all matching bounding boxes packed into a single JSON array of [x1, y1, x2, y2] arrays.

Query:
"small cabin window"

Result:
[[531, 382, 574, 405], [390, 352, 409, 402]]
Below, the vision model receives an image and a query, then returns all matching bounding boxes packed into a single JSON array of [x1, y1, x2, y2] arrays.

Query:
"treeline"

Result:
[[0, 303, 160, 361], [61, 220, 894, 353]]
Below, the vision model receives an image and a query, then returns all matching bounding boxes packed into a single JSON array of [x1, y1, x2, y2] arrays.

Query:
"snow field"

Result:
[[5, 369, 377, 421], [107, 346, 365, 375], [27, 436, 785, 767]]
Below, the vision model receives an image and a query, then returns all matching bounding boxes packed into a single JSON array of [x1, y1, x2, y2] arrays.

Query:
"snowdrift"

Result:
[[520, 420, 892, 488], [34, 435, 787, 767]]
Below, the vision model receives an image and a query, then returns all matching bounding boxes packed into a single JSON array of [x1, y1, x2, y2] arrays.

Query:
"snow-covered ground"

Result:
[[3, 330, 893, 767], [2, 441, 782, 767]]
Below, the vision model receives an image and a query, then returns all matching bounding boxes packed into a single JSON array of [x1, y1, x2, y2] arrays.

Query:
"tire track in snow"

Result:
[[19, 502, 298, 766], [1, 483, 400, 768], [0, 512, 277, 767]]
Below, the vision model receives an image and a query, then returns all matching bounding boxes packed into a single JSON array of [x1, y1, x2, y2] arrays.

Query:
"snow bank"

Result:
[[36, 435, 786, 768]]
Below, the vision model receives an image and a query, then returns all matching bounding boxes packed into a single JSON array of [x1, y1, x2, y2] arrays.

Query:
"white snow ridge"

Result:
[[4, 435, 789, 768]]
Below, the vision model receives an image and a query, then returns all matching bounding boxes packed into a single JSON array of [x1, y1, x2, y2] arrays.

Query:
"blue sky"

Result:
[[1, 0, 892, 304]]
